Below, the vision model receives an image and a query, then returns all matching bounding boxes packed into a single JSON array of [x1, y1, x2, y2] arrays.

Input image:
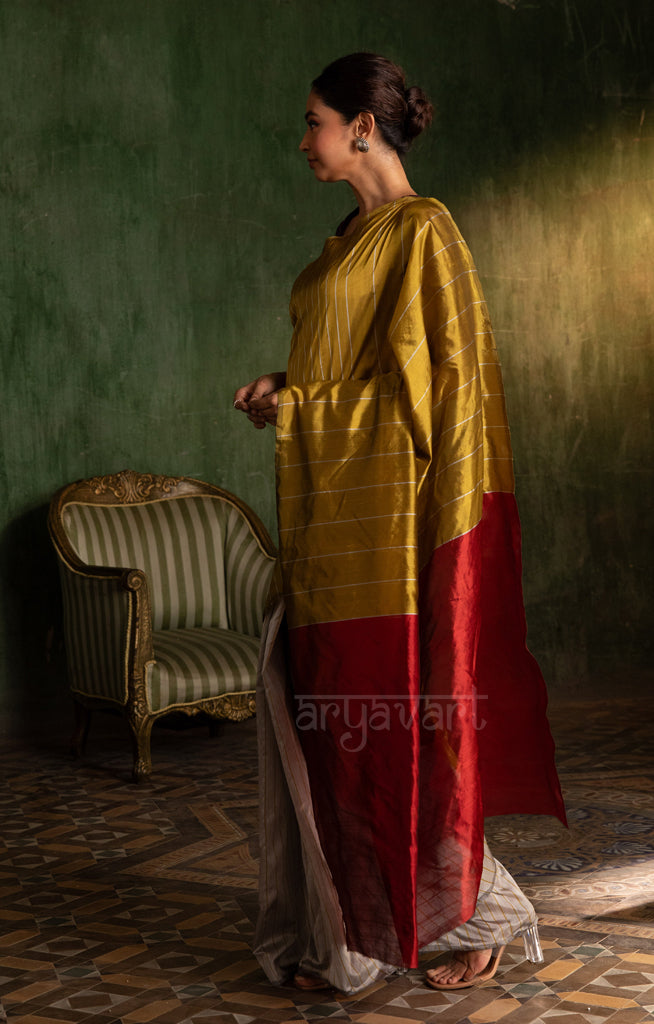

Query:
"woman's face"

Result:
[[299, 91, 357, 182]]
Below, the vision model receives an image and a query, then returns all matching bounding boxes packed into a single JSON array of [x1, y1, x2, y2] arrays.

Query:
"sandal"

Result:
[[293, 973, 331, 991], [425, 946, 506, 990], [424, 921, 545, 991]]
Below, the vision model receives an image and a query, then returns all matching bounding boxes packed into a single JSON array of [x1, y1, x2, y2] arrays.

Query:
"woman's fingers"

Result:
[[249, 390, 278, 425], [233, 380, 257, 410], [234, 373, 284, 427]]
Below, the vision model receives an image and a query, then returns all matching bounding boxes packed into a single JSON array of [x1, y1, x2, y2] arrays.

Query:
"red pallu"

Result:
[[289, 491, 565, 968]]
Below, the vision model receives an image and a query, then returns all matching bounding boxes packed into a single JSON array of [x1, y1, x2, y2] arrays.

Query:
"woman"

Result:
[[234, 52, 565, 994]]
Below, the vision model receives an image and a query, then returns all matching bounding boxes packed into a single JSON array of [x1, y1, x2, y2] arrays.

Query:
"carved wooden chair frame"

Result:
[[48, 470, 277, 780]]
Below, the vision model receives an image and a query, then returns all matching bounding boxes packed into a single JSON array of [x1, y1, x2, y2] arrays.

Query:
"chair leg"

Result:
[[208, 718, 223, 738], [129, 713, 154, 783], [71, 700, 91, 758]]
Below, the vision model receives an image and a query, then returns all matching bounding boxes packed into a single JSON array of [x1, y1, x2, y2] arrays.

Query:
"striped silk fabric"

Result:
[[269, 197, 565, 969], [60, 495, 274, 709], [278, 197, 513, 626]]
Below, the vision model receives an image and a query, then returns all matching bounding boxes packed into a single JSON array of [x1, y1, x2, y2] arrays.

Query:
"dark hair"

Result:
[[311, 52, 433, 156]]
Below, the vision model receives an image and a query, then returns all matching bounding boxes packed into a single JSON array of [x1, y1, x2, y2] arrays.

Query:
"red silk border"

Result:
[[286, 491, 565, 967]]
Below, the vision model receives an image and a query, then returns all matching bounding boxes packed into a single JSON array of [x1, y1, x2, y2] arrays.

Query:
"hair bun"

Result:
[[404, 85, 434, 139], [312, 53, 433, 156]]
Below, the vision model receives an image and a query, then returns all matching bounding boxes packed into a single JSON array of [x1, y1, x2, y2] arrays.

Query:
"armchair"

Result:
[[48, 470, 277, 780]]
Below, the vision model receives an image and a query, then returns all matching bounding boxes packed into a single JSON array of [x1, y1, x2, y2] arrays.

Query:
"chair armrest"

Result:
[[55, 558, 154, 705]]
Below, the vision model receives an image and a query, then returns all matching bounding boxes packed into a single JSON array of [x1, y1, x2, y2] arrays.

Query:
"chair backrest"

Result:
[[55, 476, 275, 637]]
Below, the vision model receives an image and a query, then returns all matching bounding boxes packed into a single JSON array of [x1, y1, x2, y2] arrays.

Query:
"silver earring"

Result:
[[356, 136, 369, 153]]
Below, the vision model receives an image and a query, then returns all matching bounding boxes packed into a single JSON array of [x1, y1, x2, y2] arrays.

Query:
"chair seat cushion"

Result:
[[146, 626, 260, 710]]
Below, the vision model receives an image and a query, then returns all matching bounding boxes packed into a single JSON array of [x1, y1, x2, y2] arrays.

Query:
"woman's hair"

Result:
[[311, 52, 433, 156]]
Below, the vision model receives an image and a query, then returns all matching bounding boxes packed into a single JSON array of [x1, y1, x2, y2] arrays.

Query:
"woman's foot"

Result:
[[293, 973, 331, 991], [425, 947, 505, 990]]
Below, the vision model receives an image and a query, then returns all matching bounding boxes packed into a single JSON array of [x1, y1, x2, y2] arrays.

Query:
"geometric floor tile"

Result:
[[1, 697, 654, 1023]]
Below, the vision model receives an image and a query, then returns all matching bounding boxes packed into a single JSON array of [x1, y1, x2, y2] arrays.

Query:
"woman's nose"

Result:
[[299, 132, 310, 152]]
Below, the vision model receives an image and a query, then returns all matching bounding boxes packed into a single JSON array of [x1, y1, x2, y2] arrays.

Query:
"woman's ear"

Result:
[[354, 110, 375, 141]]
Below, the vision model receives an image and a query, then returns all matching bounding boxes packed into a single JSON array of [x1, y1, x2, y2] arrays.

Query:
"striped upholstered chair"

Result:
[[48, 471, 276, 780]]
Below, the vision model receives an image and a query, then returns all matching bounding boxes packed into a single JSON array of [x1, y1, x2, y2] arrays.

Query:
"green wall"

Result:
[[1, 0, 652, 717]]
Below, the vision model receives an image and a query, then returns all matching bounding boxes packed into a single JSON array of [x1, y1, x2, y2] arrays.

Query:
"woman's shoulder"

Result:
[[400, 196, 456, 231], [396, 196, 466, 250], [405, 195, 447, 216]]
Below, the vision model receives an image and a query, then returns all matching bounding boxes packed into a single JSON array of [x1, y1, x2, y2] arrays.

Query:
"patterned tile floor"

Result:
[[1, 697, 653, 1023]]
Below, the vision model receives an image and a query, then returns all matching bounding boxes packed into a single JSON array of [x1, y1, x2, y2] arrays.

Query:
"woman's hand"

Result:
[[233, 372, 286, 429]]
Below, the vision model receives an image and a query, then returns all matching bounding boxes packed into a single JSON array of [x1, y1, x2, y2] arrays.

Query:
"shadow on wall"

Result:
[[0, 504, 68, 736]]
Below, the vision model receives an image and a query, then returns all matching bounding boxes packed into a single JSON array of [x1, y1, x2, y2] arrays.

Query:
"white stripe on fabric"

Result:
[[400, 335, 427, 373], [282, 393, 401, 407], [281, 544, 416, 565], [278, 511, 415, 533], [286, 576, 415, 599], [278, 448, 414, 471], [435, 300, 486, 337], [435, 444, 483, 477], [323, 271, 333, 379], [279, 480, 414, 501], [432, 373, 480, 410], [420, 480, 483, 523], [277, 418, 408, 440], [411, 379, 431, 413], [344, 246, 355, 376], [333, 260, 344, 378], [389, 240, 467, 338], [439, 409, 482, 438], [372, 226, 382, 373]]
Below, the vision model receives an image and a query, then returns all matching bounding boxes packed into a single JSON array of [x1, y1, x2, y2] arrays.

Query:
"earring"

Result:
[[356, 136, 369, 153]]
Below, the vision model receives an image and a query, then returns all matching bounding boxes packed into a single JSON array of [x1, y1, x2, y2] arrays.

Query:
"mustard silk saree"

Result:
[[269, 197, 565, 968]]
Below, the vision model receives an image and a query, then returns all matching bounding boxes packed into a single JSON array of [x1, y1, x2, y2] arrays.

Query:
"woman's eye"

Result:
[[307, 120, 318, 130]]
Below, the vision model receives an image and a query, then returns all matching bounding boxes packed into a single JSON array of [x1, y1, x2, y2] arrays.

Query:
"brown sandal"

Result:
[[293, 973, 332, 991], [425, 946, 506, 990]]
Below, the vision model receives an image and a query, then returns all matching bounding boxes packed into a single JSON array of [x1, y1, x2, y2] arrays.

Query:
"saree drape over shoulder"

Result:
[[267, 197, 565, 971]]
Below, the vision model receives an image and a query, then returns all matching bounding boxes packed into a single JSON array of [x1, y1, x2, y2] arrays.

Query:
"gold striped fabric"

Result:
[[60, 495, 274, 709], [276, 197, 514, 628]]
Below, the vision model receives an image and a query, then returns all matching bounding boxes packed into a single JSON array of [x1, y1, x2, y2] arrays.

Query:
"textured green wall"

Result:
[[1, 0, 652, 715]]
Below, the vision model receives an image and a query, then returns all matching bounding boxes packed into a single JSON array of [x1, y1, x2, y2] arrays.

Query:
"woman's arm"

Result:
[[233, 372, 287, 429]]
